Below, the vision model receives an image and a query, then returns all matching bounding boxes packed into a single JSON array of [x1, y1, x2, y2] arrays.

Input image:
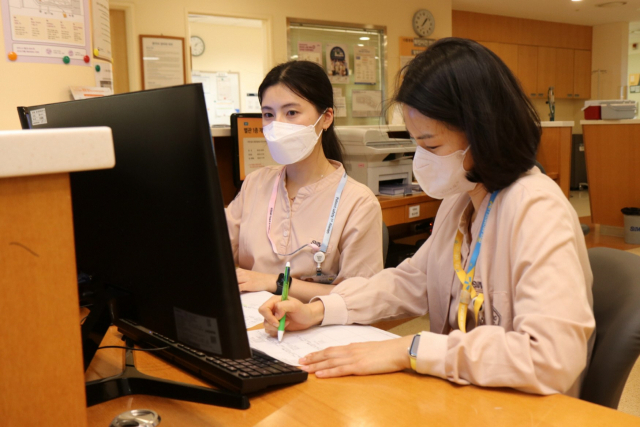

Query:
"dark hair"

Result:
[[258, 61, 345, 164], [395, 37, 541, 193]]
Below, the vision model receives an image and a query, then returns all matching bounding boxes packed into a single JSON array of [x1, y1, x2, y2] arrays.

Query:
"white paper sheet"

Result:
[[248, 325, 399, 366], [240, 291, 274, 328]]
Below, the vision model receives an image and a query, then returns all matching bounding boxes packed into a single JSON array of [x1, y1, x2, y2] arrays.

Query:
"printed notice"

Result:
[[141, 36, 185, 89], [248, 325, 399, 366], [354, 46, 376, 84], [243, 137, 277, 176], [91, 0, 111, 61], [2, 0, 91, 65], [352, 90, 382, 118], [297, 41, 322, 66], [326, 44, 349, 84]]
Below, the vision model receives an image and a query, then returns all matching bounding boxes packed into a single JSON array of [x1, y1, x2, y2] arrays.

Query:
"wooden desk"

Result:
[[86, 327, 638, 426], [377, 193, 441, 226]]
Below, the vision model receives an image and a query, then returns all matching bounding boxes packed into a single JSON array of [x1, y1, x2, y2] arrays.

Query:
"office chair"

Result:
[[382, 221, 389, 266], [580, 247, 640, 409]]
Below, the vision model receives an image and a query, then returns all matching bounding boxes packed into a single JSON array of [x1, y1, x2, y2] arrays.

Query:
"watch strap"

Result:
[[275, 273, 284, 295]]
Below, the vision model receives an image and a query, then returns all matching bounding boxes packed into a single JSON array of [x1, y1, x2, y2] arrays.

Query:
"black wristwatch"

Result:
[[275, 273, 285, 295]]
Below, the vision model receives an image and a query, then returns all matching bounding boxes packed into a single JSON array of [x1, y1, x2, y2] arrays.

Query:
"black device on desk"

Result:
[[17, 84, 307, 409]]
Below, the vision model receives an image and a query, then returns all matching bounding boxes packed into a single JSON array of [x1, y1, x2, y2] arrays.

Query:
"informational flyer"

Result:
[[334, 96, 347, 117], [236, 116, 278, 179], [326, 44, 349, 84], [2, 0, 91, 65], [69, 85, 112, 99], [351, 90, 382, 118], [141, 36, 185, 89], [297, 41, 322, 66], [354, 46, 376, 84], [91, 0, 111, 61], [93, 59, 112, 90]]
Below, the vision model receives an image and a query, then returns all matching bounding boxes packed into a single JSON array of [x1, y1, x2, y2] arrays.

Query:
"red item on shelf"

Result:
[[583, 106, 601, 120]]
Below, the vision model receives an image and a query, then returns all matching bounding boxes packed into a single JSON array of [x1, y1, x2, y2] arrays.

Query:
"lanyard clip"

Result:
[[313, 251, 325, 275]]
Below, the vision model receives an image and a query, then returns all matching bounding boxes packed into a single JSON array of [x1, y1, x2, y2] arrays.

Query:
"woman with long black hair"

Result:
[[226, 61, 383, 303]]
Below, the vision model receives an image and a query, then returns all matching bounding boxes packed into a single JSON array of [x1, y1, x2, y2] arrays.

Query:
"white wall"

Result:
[[190, 22, 264, 112], [111, 0, 452, 99], [592, 22, 629, 100]]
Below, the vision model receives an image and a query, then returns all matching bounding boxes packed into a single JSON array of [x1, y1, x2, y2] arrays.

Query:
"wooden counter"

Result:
[[84, 326, 640, 426], [537, 123, 573, 198], [581, 120, 640, 227]]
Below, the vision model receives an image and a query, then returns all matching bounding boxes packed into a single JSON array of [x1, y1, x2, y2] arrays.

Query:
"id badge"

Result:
[[300, 274, 336, 284]]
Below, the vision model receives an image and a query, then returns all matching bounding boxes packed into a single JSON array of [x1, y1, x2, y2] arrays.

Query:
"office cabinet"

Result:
[[518, 45, 538, 97], [574, 50, 591, 99], [479, 41, 519, 74], [537, 47, 557, 97], [556, 48, 575, 98]]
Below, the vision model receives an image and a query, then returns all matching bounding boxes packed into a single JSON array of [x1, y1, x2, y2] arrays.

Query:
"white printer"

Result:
[[336, 126, 416, 195]]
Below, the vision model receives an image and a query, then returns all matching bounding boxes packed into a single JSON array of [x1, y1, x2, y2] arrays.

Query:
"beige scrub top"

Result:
[[316, 167, 594, 397], [226, 160, 384, 284]]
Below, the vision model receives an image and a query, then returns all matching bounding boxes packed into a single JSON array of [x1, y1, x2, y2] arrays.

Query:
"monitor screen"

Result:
[[230, 113, 277, 188], [18, 84, 251, 362]]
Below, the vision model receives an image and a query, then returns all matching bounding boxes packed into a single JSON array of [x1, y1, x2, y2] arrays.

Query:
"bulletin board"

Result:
[[287, 19, 387, 127], [191, 70, 241, 126]]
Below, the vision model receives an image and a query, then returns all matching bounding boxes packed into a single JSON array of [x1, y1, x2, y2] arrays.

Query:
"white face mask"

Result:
[[263, 112, 325, 165], [412, 144, 477, 199]]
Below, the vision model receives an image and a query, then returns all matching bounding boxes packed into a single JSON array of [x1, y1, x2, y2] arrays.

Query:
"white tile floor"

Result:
[[570, 190, 591, 218]]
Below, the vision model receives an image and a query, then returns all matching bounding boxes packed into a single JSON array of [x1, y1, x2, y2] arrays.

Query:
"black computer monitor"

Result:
[[18, 84, 253, 407]]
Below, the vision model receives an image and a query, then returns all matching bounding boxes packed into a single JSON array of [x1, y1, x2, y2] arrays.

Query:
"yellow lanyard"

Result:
[[453, 191, 499, 333]]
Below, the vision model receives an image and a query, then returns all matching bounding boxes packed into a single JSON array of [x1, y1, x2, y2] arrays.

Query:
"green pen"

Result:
[[278, 262, 291, 342]]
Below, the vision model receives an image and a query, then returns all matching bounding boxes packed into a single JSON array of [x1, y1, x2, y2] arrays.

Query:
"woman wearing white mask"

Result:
[[226, 61, 383, 303], [260, 38, 594, 397]]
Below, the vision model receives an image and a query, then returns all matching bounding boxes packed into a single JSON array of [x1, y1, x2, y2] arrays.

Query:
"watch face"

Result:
[[413, 9, 435, 38], [190, 36, 205, 57], [409, 333, 421, 357]]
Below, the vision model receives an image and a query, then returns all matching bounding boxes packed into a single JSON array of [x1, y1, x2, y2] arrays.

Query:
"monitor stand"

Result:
[[85, 337, 250, 409]]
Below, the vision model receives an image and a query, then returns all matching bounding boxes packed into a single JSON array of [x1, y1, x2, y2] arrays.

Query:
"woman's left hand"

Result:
[[236, 268, 278, 293], [299, 335, 414, 378]]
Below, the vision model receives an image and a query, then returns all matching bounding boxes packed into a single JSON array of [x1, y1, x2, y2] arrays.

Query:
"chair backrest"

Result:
[[580, 247, 640, 408], [382, 221, 389, 266]]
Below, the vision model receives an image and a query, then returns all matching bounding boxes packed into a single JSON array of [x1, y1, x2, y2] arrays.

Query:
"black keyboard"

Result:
[[117, 320, 308, 394]]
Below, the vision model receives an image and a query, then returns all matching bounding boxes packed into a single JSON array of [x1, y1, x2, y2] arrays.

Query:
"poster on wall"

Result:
[[94, 59, 112, 91], [326, 44, 349, 84], [297, 41, 322, 66], [2, 0, 92, 65], [91, 0, 112, 61], [354, 46, 376, 84], [351, 90, 382, 118], [140, 35, 186, 90]]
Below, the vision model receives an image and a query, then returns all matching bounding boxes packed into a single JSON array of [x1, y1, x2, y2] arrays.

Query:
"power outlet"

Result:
[[408, 205, 420, 218]]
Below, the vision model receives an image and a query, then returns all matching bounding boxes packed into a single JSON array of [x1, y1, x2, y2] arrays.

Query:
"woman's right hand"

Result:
[[259, 297, 325, 337]]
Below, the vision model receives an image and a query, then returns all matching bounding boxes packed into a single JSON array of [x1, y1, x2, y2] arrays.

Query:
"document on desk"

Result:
[[248, 325, 400, 366], [240, 291, 274, 328]]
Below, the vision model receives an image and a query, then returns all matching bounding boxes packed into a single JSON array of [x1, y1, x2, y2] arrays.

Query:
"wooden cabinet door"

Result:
[[479, 41, 518, 74], [517, 45, 538, 97], [536, 47, 557, 97], [555, 48, 575, 99], [574, 49, 592, 99]]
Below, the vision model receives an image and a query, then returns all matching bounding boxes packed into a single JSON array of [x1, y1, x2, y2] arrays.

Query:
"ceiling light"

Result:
[[596, 1, 627, 7], [357, 44, 364, 46], [571, 0, 582, 2], [360, 37, 370, 40]]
